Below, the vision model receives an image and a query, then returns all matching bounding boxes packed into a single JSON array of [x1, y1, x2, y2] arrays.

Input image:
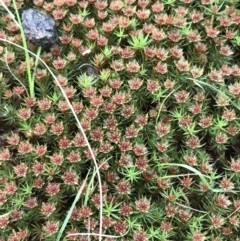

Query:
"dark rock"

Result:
[[22, 8, 58, 48]]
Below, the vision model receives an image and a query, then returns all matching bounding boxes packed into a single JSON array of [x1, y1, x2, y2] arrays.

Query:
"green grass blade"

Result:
[[160, 163, 236, 193], [188, 77, 240, 111], [160, 163, 212, 188], [56, 170, 91, 241], [12, 0, 34, 97], [32, 46, 42, 87]]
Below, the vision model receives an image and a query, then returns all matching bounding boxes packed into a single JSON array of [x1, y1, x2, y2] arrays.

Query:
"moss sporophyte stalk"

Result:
[[0, 0, 240, 240]]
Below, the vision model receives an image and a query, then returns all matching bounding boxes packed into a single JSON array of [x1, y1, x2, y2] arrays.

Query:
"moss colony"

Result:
[[0, 0, 240, 240]]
